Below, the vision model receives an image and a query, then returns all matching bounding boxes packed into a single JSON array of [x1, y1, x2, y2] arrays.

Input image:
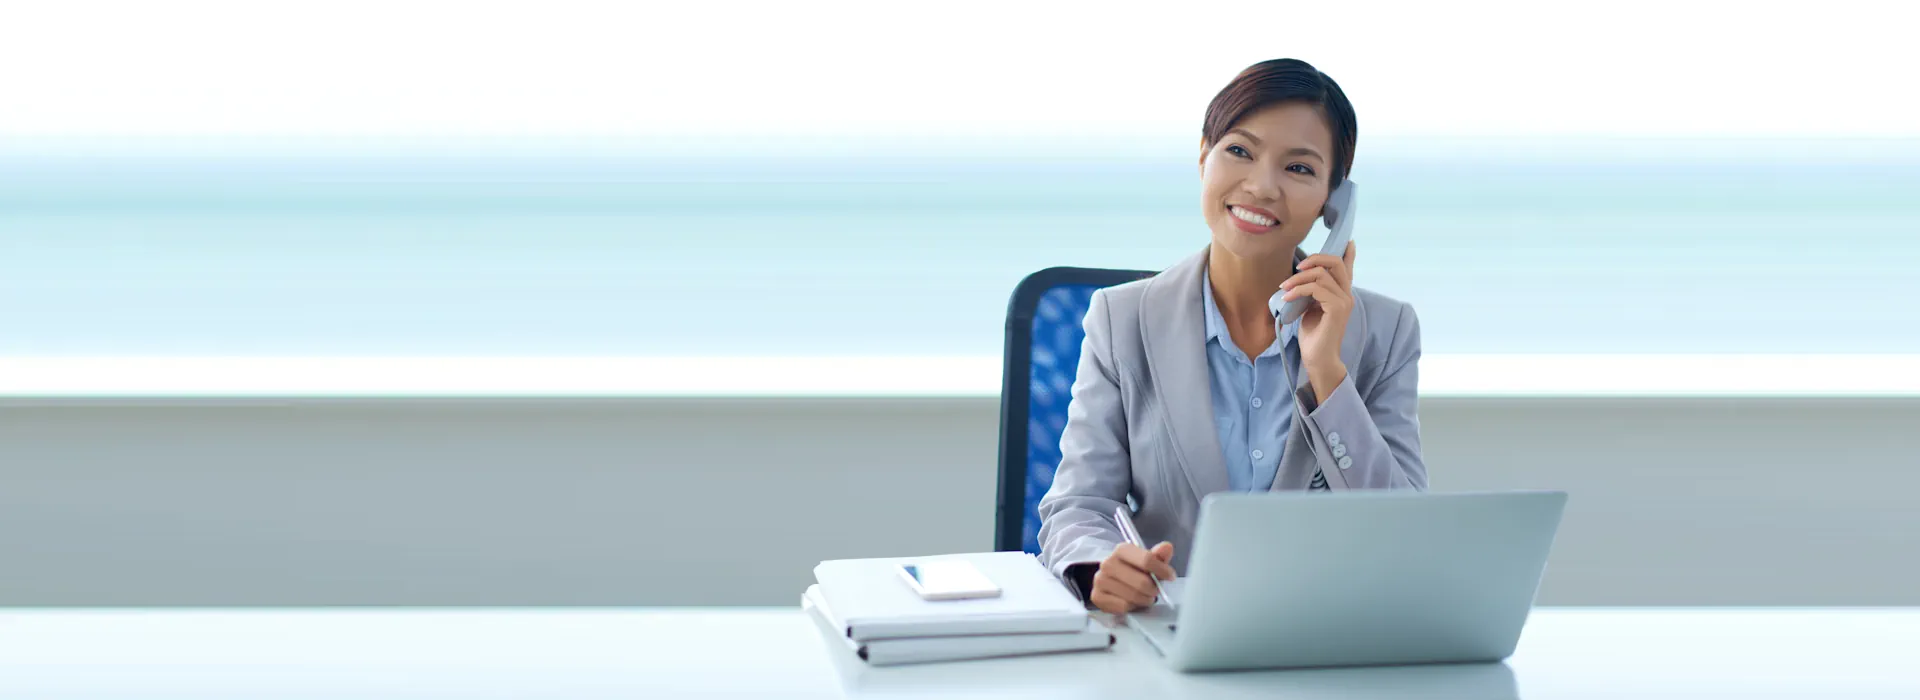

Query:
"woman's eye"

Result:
[[1226, 145, 1251, 159], [1288, 163, 1316, 176]]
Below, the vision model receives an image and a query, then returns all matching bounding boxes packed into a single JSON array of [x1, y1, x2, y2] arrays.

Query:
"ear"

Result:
[[1198, 138, 1210, 177]]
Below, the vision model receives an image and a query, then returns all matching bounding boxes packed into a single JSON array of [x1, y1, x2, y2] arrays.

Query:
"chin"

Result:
[[1212, 227, 1300, 265]]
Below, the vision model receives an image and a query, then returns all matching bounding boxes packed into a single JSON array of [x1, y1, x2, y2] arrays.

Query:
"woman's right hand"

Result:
[[1089, 542, 1177, 615]]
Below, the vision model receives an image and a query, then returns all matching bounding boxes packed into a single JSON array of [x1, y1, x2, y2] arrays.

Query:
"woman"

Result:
[[1036, 58, 1427, 615]]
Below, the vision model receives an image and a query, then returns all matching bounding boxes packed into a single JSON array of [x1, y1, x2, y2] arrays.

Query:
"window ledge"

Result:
[[0, 355, 1914, 399]]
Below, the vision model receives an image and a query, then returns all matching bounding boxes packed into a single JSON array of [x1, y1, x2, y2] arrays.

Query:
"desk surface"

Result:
[[0, 608, 1914, 698]]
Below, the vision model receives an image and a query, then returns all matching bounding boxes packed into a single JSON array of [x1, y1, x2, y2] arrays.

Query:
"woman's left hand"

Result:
[[1278, 241, 1357, 403]]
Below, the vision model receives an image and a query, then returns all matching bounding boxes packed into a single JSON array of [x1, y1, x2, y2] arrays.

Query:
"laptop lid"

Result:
[[1165, 490, 1567, 672]]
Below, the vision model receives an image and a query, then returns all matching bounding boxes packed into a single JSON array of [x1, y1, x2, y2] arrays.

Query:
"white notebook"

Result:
[[803, 585, 1112, 666], [812, 551, 1089, 641]]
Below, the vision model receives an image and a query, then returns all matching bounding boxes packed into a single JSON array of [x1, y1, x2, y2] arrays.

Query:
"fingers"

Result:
[[1282, 270, 1357, 313], [1150, 541, 1177, 572], [1294, 252, 1353, 292], [1108, 542, 1147, 569], [1092, 565, 1155, 608], [1280, 267, 1330, 297], [1282, 266, 1348, 300], [1100, 547, 1159, 599], [1279, 281, 1332, 304], [1143, 543, 1178, 581], [1116, 544, 1177, 582], [1090, 589, 1136, 615], [1095, 543, 1177, 612]]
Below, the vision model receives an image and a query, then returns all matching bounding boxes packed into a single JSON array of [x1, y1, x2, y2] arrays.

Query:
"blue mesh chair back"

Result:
[[996, 267, 1155, 553]]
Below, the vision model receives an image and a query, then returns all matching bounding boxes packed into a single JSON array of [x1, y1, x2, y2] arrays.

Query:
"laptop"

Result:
[[1128, 490, 1567, 672]]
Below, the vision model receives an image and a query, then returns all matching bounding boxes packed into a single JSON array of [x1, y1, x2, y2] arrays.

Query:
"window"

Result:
[[3, 2, 1915, 395]]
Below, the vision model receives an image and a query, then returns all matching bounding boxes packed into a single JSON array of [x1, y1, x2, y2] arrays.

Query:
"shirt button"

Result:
[[1250, 397, 1263, 409], [1250, 449, 1264, 460]]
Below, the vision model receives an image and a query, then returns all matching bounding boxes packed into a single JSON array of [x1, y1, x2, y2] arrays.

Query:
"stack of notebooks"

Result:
[[803, 551, 1114, 666]]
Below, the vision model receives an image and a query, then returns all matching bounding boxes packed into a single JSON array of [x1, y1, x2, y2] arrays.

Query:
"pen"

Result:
[[1112, 506, 1178, 609]]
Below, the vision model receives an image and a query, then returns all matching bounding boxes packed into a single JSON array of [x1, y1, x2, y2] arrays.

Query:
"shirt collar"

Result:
[[1200, 266, 1230, 347]]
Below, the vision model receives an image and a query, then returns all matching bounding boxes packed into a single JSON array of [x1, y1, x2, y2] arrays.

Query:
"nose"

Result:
[[1241, 161, 1285, 202]]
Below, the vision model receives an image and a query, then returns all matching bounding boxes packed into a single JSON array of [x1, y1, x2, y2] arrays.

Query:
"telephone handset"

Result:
[[1270, 179, 1358, 325]]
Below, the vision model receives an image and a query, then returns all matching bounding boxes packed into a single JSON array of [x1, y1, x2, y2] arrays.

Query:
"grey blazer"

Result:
[[1036, 247, 1427, 582]]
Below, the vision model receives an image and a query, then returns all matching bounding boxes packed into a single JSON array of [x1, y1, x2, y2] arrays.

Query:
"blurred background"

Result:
[[1, 1, 1916, 606]]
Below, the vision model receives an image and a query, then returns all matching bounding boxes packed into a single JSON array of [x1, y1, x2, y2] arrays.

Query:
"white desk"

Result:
[[0, 608, 1914, 698]]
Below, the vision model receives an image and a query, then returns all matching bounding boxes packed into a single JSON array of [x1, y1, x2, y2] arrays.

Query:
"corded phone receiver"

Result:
[[1270, 179, 1357, 325]]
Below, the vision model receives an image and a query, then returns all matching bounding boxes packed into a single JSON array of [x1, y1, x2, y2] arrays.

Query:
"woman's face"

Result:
[[1199, 101, 1336, 267]]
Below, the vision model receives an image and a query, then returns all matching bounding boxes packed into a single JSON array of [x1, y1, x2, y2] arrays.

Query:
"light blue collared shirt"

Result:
[[1200, 269, 1300, 493]]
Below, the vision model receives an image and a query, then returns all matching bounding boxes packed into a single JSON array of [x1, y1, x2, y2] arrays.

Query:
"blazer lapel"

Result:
[[1140, 248, 1231, 500]]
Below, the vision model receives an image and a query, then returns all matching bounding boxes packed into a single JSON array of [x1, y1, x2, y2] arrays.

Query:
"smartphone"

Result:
[[897, 560, 1002, 601], [1272, 179, 1358, 325]]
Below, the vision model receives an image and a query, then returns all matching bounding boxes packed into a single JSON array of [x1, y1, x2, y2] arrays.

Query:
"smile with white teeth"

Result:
[[1229, 205, 1276, 227]]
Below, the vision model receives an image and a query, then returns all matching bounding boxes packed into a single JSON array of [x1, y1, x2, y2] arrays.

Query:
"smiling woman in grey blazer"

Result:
[[1037, 59, 1428, 614]]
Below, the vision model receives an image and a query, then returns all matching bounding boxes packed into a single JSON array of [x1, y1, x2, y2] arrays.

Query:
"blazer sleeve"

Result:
[[1293, 302, 1429, 490], [1036, 288, 1133, 582]]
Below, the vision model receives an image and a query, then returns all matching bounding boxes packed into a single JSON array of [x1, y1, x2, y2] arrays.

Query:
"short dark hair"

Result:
[[1201, 58, 1358, 189]]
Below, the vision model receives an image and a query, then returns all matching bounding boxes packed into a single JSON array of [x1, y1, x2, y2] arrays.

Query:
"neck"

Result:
[[1205, 245, 1296, 328]]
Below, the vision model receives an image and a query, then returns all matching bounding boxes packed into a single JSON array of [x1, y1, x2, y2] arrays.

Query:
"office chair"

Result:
[[995, 266, 1155, 554]]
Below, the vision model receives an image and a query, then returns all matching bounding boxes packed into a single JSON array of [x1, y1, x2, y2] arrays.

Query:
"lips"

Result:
[[1228, 204, 1279, 234]]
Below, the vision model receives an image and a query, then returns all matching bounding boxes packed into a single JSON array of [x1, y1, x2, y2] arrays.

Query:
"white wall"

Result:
[[6, 1, 1915, 139], [2, 396, 1915, 606]]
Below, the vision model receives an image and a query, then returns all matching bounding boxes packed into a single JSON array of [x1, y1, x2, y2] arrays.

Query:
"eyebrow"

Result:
[[1226, 128, 1325, 163]]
